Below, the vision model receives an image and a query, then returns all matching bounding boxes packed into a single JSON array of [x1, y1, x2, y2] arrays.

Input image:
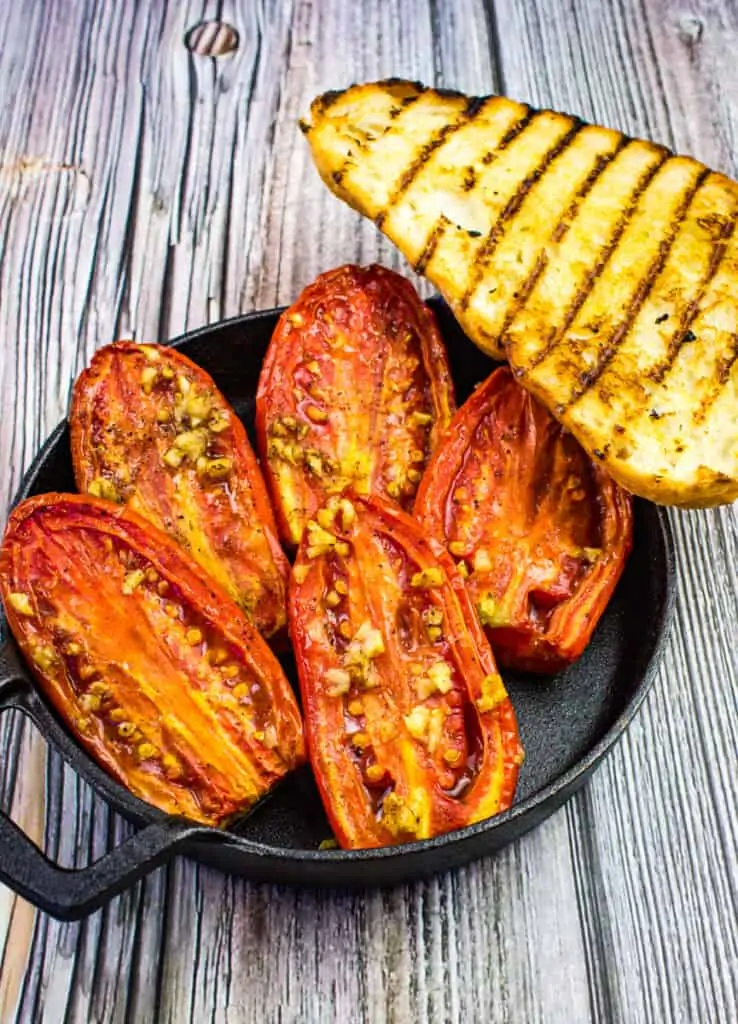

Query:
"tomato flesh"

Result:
[[415, 367, 633, 672], [289, 493, 523, 850], [0, 495, 305, 826], [256, 265, 455, 546], [71, 342, 289, 638]]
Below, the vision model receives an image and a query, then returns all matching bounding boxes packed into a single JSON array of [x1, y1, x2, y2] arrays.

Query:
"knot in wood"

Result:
[[677, 14, 703, 45], [185, 20, 239, 58]]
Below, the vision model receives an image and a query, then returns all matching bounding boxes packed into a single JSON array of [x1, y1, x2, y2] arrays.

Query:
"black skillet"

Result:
[[0, 299, 675, 920]]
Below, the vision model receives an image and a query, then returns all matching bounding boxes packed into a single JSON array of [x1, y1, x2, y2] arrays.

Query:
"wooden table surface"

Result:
[[0, 1, 736, 1021]]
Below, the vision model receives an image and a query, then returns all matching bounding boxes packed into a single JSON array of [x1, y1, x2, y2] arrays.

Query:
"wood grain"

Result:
[[0, 0, 736, 1021], [492, 5, 738, 1020]]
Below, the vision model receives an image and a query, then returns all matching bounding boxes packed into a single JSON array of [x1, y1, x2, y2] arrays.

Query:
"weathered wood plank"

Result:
[[494, 2, 738, 1021], [0, 0, 736, 1022]]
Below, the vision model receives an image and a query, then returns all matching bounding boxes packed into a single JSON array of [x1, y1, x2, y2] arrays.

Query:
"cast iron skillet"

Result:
[[0, 299, 675, 920]]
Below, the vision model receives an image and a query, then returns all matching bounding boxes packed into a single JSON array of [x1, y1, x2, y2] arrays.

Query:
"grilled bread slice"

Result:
[[301, 79, 738, 508]]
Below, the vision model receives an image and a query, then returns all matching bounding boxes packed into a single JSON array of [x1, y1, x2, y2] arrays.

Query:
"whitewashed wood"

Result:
[[0, 0, 736, 1021], [495, 3, 738, 1022]]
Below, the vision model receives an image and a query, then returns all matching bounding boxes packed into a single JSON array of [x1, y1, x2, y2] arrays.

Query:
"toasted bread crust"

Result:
[[303, 80, 738, 507]]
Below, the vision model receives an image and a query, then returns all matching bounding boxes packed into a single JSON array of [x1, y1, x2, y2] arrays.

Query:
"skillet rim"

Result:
[[0, 301, 676, 871]]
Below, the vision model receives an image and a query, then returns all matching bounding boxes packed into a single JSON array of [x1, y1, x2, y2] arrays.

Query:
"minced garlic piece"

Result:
[[476, 595, 506, 629], [325, 667, 351, 696], [426, 707, 446, 754], [196, 456, 232, 481], [404, 703, 446, 752], [122, 569, 146, 595], [209, 412, 230, 433], [316, 506, 336, 530], [410, 567, 445, 589], [179, 391, 212, 427], [473, 548, 492, 573], [8, 592, 33, 616], [417, 660, 453, 699], [351, 622, 385, 659], [140, 366, 159, 393], [476, 672, 507, 713], [381, 791, 421, 838], [172, 428, 209, 461], [305, 521, 337, 558], [304, 451, 324, 476], [427, 661, 453, 693], [88, 477, 120, 502], [403, 705, 431, 742]]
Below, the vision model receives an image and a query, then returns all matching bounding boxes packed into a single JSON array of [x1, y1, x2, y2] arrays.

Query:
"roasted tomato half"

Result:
[[0, 495, 305, 827], [256, 264, 455, 546], [414, 368, 633, 673], [289, 493, 523, 850], [70, 342, 289, 638]]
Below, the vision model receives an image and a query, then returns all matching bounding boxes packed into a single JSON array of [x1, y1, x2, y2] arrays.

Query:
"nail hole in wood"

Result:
[[185, 20, 239, 58]]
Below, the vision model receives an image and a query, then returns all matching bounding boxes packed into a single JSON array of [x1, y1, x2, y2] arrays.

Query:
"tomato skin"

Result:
[[256, 264, 455, 547], [414, 367, 633, 673], [0, 495, 305, 827], [70, 342, 289, 638], [289, 492, 522, 850]]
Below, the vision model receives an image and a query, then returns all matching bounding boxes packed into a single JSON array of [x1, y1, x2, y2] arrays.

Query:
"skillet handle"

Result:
[[0, 628, 30, 705], [0, 812, 212, 920], [0, 634, 216, 920]]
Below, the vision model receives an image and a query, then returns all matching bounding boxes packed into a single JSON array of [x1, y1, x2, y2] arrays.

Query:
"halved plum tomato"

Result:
[[414, 367, 633, 673], [289, 492, 523, 850], [255, 264, 455, 547], [0, 495, 305, 827], [70, 342, 289, 638]]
